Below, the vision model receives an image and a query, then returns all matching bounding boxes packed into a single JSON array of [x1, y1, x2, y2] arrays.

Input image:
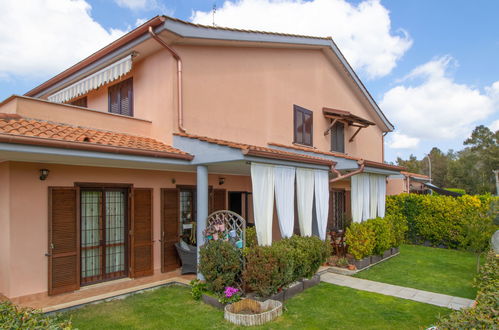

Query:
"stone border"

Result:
[[327, 250, 400, 275]]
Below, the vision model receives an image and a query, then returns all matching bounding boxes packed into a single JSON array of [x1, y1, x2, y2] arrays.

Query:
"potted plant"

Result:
[[345, 222, 375, 270]]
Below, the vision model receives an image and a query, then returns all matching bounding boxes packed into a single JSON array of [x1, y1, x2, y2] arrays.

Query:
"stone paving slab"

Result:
[[320, 272, 474, 310]]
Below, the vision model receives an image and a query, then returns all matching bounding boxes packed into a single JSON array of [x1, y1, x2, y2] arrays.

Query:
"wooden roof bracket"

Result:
[[324, 118, 338, 136], [330, 159, 365, 183], [349, 126, 364, 142]]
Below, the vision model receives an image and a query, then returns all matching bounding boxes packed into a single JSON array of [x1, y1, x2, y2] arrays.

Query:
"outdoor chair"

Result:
[[175, 241, 197, 274]]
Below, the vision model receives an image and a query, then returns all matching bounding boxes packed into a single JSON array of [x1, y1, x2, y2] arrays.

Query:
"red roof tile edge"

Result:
[[174, 133, 335, 166]]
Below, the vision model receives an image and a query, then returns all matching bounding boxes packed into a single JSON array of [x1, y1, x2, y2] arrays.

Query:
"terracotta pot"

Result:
[[347, 264, 356, 271]]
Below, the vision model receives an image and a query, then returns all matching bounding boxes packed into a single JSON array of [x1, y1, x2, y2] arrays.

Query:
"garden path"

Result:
[[320, 272, 474, 310]]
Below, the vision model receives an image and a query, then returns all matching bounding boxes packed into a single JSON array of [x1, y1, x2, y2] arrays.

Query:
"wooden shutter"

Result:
[[212, 189, 226, 212], [161, 188, 180, 273], [131, 188, 153, 278], [303, 111, 313, 146], [120, 78, 133, 116], [48, 187, 80, 295], [108, 83, 120, 114]]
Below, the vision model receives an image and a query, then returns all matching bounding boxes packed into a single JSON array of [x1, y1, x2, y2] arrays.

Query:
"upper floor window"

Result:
[[293, 105, 313, 146], [330, 121, 345, 153], [108, 78, 133, 116], [68, 96, 87, 108]]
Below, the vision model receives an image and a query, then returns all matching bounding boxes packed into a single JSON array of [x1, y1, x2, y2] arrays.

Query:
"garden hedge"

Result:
[[386, 194, 498, 249], [0, 301, 72, 329], [437, 250, 498, 329]]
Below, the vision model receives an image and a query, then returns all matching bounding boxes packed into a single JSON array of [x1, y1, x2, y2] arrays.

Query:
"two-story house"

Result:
[[0, 16, 404, 308]]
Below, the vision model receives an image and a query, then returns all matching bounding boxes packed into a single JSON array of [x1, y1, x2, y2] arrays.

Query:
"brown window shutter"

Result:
[[212, 189, 227, 212], [120, 78, 133, 116], [48, 187, 80, 295], [131, 188, 154, 278], [161, 188, 180, 273]]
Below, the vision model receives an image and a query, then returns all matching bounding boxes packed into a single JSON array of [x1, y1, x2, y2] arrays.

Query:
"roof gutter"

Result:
[[0, 134, 193, 161], [330, 159, 365, 183], [148, 26, 186, 133]]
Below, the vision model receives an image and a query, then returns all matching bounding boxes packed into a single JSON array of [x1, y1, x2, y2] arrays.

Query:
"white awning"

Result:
[[48, 55, 133, 104]]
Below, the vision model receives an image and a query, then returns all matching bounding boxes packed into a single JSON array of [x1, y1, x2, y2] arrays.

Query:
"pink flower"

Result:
[[224, 286, 239, 298]]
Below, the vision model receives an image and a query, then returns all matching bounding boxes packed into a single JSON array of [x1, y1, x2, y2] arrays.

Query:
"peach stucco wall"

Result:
[[4, 161, 251, 299], [387, 177, 406, 195], [31, 44, 384, 161], [0, 162, 11, 297]]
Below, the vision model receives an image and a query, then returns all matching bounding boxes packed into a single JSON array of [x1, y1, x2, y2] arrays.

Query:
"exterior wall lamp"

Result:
[[218, 177, 225, 185], [39, 169, 50, 181]]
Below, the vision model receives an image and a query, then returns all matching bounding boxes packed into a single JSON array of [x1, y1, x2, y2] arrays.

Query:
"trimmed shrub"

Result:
[[0, 301, 72, 329], [245, 226, 257, 248], [243, 235, 330, 297], [199, 240, 242, 294], [243, 244, 294, 297], [345, 222, 375, 260], [368, 217, 394, 255], [437, 250, 498, 329], [386, 213, 407, 247]]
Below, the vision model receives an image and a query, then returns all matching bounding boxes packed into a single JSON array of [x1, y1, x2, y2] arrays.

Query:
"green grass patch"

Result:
[[66, 283, 449, 329], [354, 244, 479, 299]]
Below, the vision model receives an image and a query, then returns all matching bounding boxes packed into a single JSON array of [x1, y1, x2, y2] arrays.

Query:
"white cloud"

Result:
[[191, 0, 412, 79], [135, 18, 148, 27], [490, 119, 499, 132], [0, 0, 127, 79], [114, 0, 171, 13], [381, 56, 498, 146], [388, 132, 420, 149]]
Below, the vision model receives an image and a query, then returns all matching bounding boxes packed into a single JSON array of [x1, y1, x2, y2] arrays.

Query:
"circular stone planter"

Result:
[[224, 298, 282, 326]]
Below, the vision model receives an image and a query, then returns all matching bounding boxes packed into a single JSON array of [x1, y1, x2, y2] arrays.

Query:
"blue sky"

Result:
[[1, 0, 497, 163]]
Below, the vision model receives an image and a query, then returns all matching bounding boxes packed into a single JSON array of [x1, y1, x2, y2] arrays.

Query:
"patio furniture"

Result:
[[330, 230, 347, 256], [175, 241, 197, 274]]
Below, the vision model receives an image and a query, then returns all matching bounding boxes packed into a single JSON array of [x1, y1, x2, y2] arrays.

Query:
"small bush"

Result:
[[345, 222, 375, 260], [0, 301, 72, 329], [387, 213, 407, 247], [243, 245, 288, 297], [437, 250, 498, 329], [243, 235, 330, 297], [368, 217, 394, 255], [245, 226, 257, 248], [199, 240, 242, 294], [189, 279, 206, 300]]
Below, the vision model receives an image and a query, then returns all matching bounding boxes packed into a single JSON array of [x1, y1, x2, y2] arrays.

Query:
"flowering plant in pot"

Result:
[[219, 286, 242, 305]]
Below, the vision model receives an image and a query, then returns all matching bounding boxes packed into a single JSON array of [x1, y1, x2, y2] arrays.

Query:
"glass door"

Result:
[[80, 189, 128, 285]]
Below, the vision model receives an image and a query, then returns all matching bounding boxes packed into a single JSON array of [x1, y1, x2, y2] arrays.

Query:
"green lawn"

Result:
[[66, 284, 450, 329], [354, 244, 478, 299]]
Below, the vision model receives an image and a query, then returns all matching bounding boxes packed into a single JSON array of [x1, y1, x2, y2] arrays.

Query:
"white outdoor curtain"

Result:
[[274, 166, 296, 238], [296, 168, 315, 236], [251, 163, 275, 246], [48, 55, 133, 104], [369, 175, 378, 218], [314, 170, 329, 240], [351, 173, 371, 222], [361, 173, 370, 221], [377, 175, 387, 217]]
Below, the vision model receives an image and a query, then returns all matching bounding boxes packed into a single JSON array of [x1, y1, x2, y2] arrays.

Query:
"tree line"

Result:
[[394, 125, 499, 195]]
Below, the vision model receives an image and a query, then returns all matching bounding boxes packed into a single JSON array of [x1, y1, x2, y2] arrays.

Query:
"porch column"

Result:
[[196, 165, 208, 279]]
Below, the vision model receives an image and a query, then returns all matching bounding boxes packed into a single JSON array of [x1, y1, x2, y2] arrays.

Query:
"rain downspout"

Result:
[[148, 26, 186, 133], [330, 160, 365, 183]]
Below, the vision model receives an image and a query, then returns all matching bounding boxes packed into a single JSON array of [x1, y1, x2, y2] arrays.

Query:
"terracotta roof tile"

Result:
[[0, 116, 192, 160], [268, 142, 405, 171], [401, 171, 430, 179], [174, 133, 334, 166]]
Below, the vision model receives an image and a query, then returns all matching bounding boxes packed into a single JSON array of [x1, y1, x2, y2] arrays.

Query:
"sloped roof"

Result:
[[23, 15, 394, 132], [0, 114, 192, 160], [268, 142, 405, 171], [174, 132, 335, 166]]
